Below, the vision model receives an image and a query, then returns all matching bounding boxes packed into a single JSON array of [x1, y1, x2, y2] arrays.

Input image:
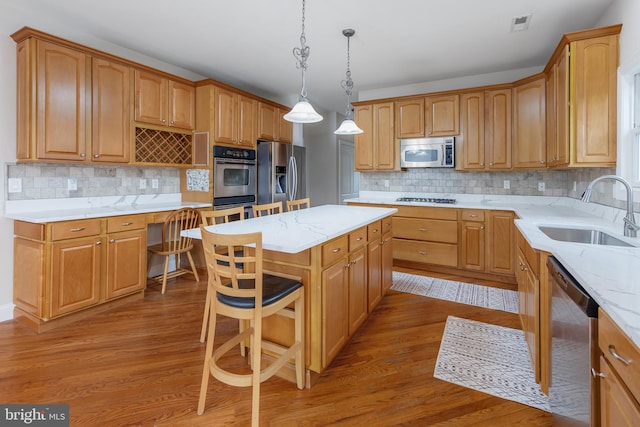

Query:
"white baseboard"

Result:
[[0, 303, 14, 323]]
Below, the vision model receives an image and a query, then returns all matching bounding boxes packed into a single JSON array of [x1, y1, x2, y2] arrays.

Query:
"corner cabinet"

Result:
[[545, 25, 620, 168], [13, 216, 147, 332], [354, 102, 396, 171]]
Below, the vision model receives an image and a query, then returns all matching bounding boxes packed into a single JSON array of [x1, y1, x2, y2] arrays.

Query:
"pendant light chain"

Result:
[[293, 0, 310, 100], [341, 31, 355, 118]]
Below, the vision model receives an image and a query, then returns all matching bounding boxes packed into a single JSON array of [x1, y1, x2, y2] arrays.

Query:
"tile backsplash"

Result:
[[6, 164, 180, 200], [359, 167, 639, 211]]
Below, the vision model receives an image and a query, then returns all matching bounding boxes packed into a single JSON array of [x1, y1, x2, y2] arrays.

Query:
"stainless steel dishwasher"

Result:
[[548, 256, 599, 426]]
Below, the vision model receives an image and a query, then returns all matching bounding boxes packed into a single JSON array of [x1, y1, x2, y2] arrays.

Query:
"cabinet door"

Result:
[[168, 80, 195, 130], [50, 237, 102, 317], [485, 88, 512, 170], [322, 260, 348, 368], [487, 211, 515, 275], [555, 46, 570, 167], [277, 107, 293, 143], [354, 105, 374, 170], [106, 230, 146, 299], [258, 102, 277, 141], [92, 58, 130, 163], [513, 77, 546, 169], [395, 98, 425, 138], [214, 87, 237, 145], [367, 239, 382, 312], [426, 94, 459, 136], [545, 64, 558, 166], [572, 35, 618, 165], [237, 95, 256, 147], [374, 102, 395, 170], [381, 233, 393, 294], [461, 221, 485, 271], [599, 356, 640, 427], [36, 40, 88, 161], [459, 92, 485, 170], [134, 70, 168, 126], [348, 247, 367, 336]]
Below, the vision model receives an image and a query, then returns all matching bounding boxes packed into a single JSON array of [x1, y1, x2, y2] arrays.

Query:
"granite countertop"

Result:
[[183, 204, 398, 253], [3, 194, 212, 223], [348, 191, 640, 349]]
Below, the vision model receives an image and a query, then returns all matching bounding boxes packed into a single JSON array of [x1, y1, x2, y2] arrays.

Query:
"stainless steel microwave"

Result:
[[400, 137, 455, 168]]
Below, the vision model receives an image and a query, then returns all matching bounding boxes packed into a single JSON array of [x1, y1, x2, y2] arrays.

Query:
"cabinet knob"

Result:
[[591, 368, 605, 379], [170, 121, 175, 125], [344, 263, 351, 269], [480, 163, 484, 166], [94, 154, 100, 158], [80, 153, 86, 158], [540, 160, 545, 164], [356, 237, 363, 241], [96, 241, 102, 245], [161, 119, 166, 123], [489, 162, 493, 166], [351, 260, 357, 265], [109, 239, 115, 243], [480, 226, 484, 230]]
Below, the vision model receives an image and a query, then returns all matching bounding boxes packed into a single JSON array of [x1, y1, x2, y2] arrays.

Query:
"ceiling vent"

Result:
[[510, 14, 532, 32]]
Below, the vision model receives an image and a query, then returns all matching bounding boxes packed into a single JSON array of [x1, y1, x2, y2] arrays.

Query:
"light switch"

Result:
[[68, 178, 77, 191], [152, 179, 159, 189], [538, 182, 545, 192], [8, 178, 22, 193]]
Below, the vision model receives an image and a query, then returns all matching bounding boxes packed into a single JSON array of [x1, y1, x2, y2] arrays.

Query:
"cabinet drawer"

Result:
[[107, 215, 146, 233], [349, 227, 367, 251], [381, 216, 393, 235], [393, 217, 458, 243], [599, 308, 640, 403], [461, 209, 485, 222], [322, 235, 348, 268], [393, 205, 458, 220], [51, 219, 102, 241], [393, 238, 458, 267], [368, 220, 382, 241]]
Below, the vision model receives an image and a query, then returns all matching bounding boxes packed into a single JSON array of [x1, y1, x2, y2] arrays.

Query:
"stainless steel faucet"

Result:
[[581, 175, 639, 238]]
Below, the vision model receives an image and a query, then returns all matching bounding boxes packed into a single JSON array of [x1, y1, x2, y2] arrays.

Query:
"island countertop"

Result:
[[183, 204, 398, 253]]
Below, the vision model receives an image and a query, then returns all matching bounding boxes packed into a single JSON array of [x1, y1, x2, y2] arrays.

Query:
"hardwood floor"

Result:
[[0, 270, 554, 426]]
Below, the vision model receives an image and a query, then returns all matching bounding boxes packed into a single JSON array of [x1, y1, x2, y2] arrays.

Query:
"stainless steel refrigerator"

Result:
[[257, 141, 306, 205]]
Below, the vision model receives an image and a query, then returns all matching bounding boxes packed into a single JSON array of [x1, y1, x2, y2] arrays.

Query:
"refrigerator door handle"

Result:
[[287, 155, 297, 201]]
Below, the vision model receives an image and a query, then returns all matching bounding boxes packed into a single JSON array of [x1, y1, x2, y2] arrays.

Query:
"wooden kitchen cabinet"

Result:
[[13, 215, 147, 332], [92, 58, 131, 163], [134, 69, 195, 130], [395, 94, 459, 138], [321, 256, 349, 368], [486, 211, 515, 276], [348, 245, 368, 336], [258, 102, 292, 143], [598, 309, 640, 427], [512, 75, 546, 169], [14, 38, 89, 162], [460, 210, 485, 271], [545, 26, 620, 168], [354, 102, 396, 171], [214, 86, 256, 147], [516, 246, 539, 382], [458, 88, 512, 171], [367, 221, 383, 312]]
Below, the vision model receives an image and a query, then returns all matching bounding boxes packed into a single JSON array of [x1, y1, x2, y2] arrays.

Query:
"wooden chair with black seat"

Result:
[[286, 198, 310, 211], [199, 205, 245, 343], [197, 227, 305, 427], [147, 207, 201, 294], [252, 201, 283, 217]]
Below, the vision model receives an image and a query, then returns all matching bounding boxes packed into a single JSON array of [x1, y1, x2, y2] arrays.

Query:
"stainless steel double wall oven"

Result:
[[212, 146, 256, 218]]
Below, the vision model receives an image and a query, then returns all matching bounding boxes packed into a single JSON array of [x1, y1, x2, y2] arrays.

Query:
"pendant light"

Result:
[[335, 28, 363, 135], [284, 0, 323, 123]]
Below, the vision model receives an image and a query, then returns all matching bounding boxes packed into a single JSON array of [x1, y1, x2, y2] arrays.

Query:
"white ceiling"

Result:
[[2, 0, 614, 114]]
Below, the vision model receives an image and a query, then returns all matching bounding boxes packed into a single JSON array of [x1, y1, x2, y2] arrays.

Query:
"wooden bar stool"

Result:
[[252, 201, 283, 217], [197, 227, 305, 426], [286, 198, 310, 211]]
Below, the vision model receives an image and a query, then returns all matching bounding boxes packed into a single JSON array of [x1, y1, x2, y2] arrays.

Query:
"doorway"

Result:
[[338, 139, 359, 204]]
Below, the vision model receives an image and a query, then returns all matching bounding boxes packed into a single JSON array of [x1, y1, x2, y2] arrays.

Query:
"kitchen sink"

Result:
[[538, 226, 635, 247]]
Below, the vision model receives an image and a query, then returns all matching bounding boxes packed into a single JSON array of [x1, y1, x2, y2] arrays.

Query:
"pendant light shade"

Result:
[[285, 0, 323, 124], [335, 28, 363, 135]]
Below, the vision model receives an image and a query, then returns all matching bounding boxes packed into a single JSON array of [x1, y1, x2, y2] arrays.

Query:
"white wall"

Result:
[[305, 109, 340, 206], [598, 0, 640, 68]]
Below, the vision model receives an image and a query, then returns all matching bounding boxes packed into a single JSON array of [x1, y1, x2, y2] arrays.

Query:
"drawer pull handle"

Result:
[[121, 222, 134, 226], [70, 227, 86, 232], [356, 237, 363, 241], [419, 228, 428, 232], [96, 241, 102, 245], [469, 214, 478, 218], [372, 229, 379, 233], [332, 248, 341, 253], [608, 345, 632, 365], [418, 251, 428, 255]]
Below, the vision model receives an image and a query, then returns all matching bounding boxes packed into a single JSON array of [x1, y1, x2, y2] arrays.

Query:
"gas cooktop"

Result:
[[396, 197, 457, 204]]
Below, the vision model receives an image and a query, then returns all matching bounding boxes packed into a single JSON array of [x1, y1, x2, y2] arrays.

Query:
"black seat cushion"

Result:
[[217, 274, 303, 309]]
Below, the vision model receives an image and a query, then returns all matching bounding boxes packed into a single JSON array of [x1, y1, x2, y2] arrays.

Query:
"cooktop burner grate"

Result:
[[396, 197, 457, 204]]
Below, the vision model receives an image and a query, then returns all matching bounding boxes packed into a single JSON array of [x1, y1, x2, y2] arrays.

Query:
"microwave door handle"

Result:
[[440, 145, 445, 166]]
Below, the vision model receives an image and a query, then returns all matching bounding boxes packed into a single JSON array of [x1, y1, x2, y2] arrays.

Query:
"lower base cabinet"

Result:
[[13, 215, 147, 331]]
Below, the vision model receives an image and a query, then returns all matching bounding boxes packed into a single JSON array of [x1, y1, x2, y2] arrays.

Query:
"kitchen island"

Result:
[[184, 204, 397, 385]]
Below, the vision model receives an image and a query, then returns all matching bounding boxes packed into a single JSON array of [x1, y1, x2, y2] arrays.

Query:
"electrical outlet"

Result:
[[538, 182, 545, 192], [67, 177, 77, 191], [8, 178, 22, 193], [152, 179, 159, 189], [139, 179, 146, 189], [384, 179, 390, 188], [503, 180, 510, 189]]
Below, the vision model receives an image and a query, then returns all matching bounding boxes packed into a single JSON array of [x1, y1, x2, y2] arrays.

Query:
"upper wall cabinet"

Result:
[[512, 75, 546, 169], [15, 38, 90, 162], [214, 86, 256, 148], [395, 94, 459, 139], [258, 102, 292, 144], [545, 25, 620, 168], [354, 102, 396, 171], [134, 70, 195, 130]]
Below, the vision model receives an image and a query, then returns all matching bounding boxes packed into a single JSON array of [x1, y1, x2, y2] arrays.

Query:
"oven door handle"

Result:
[[214, 160, 255, 166]]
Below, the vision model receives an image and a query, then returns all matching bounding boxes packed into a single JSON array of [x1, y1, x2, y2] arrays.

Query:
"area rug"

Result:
[[434, 316, 550, 412], [391, 271, 518, 313]]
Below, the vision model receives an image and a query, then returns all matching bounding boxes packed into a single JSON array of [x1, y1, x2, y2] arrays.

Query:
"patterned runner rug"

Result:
[[434, 316, 550, 412], [391, 271, 518, 313]]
